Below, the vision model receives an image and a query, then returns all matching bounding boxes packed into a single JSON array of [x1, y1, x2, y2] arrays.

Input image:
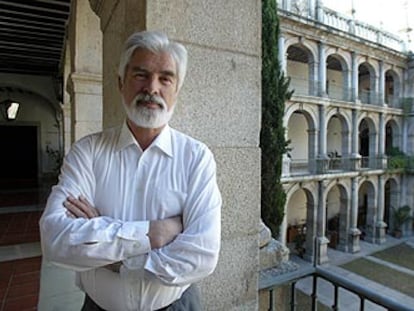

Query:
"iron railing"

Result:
[[261, 266, 414, 311]]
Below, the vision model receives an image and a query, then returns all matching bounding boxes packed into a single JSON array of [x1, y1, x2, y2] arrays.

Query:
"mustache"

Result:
[[134, 93, 166, 109]]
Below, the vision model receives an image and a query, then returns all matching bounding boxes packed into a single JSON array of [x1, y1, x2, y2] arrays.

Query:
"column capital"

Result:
[[88, 0, 123, 32]]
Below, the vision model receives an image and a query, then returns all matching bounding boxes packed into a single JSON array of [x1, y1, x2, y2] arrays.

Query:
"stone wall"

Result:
[[89, 0, 262, 309]]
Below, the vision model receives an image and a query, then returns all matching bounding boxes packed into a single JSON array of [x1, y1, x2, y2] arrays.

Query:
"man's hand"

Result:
[[148, 216, 183, 249], [64, 195, 100, 219]]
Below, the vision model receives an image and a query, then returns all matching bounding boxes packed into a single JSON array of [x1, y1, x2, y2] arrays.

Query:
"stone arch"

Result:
[[285, 182, 318, 260], [325, 182, 350, 250], [285, 39, 318, 96], [385, 118, 401, 154], [325, 52, 351, 101], [358, 61, 377, 104], [358, 116, 377, 168], [384, 68, 402, 107], [285, 105, 318, 175], [326, 109, 351, 169], [384, 177, 400, 233], [358, 180, 377, 242]]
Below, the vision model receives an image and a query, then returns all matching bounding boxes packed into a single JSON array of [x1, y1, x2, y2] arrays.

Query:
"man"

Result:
[[39, 30, 222, 311]]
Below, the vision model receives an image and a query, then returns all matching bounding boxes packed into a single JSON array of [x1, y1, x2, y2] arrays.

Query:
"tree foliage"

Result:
[[261, 0, 293, 237]]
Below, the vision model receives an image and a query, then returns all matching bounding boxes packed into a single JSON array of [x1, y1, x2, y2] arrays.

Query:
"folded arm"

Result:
[[39, 138, 181, 271], [144, 146, 222, 286]]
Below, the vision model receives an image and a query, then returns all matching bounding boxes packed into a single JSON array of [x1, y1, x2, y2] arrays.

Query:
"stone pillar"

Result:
[[318, 41, 327, 97], [282, 128, 291, 177], [351, 52, 359, 102], [337, 193, 351, 252], [278, 35, 287, 74], [316, 180, 329, 264], [66, 0, 103, 142], [364, 185, 378, 243], [373, 73, 380, 106], [309, 60, 319, 96], [62, 43, 72, 154], [316, 0, 324, 22], [89, 1, 261, 309], [308, 128, 318, 173], [378, 113, 386, 168], [376, 175, 387, 244], [378, 60, 385, 105], [283, 0, 292, 11], [317, 104, 328, 173], [349, 177, 361, 253], [308, 0, 316, 18], [304, 198, 317, 263], [344, 69, 352, 101], [350, 109, 361, 170]]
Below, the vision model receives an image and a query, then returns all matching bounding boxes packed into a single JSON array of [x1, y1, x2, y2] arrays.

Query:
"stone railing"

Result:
[[278, 0, 406, 53]]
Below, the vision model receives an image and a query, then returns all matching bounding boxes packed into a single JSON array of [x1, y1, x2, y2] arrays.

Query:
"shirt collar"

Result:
[[116, 121, 173, 157]]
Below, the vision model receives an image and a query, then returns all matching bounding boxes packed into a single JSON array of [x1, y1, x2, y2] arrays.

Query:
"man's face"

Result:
[[119, 48, 179, 128]]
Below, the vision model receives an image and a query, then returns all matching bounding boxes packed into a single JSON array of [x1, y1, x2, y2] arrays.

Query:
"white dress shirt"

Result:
[[39, 122, 222, 311]]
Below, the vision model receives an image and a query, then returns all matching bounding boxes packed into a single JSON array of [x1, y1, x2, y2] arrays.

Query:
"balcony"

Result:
[[285, 156, 386, 177], [260, 266, 413, 311]]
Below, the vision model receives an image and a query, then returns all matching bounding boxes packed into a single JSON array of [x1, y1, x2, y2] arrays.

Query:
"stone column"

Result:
[[304, 197, 317, 263], [89, 1, 261, 309], [308, 128, 318, 173], [317, 104, 329, 173], [308, 0, 316, 18], [349, 177, 361, 253], [282, 128, 291, 177], [337, 192, 351, 252], [378, 60, 385, 105], [278, 34, 287, 74], [309, 59, 319, 96], [66, 0, 103, 142], [378, 113, 386, 168], [350, 109, 361, 170], [351, 52, 359, 102], [376, 175, 387, 243], [316, 0, 324, 22], [318, 41, 327, 97], [316, 180, 329, 264], [283, 0, 292, 11], [344, 69, 352, 101]]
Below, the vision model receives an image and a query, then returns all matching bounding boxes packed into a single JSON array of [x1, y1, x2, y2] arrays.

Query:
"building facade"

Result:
[[278, 0, 414, 264]]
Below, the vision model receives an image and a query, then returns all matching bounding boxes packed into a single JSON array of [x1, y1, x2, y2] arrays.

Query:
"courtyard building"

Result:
[[278, 0, 414, 265]]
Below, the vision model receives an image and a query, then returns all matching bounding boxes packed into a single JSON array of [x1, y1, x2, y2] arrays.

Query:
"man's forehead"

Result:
[[129, 48, 176, 72]]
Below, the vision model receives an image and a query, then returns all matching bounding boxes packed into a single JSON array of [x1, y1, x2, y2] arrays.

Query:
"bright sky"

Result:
[[323, 0, 414, 51]]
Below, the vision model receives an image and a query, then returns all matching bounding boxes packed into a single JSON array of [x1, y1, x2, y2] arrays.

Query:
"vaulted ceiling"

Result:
[[0, 0, 71, 76]]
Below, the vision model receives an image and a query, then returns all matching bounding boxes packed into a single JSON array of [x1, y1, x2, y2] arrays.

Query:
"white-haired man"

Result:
[[40, 31, 222, 311]]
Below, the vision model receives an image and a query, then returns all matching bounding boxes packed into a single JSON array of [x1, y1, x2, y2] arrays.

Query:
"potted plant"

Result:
[[392, 205, 412, 238]]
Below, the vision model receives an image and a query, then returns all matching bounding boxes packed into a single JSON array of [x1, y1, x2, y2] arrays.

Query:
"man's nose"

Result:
[[143, 76, 160, 95]]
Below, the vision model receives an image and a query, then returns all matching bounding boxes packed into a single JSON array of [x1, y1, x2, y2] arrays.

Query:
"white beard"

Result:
[[122, 93, 174, 128]]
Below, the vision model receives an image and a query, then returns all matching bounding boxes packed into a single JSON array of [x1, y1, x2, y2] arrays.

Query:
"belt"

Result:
[[103, 262, 122, 273], [83, 294, 172, 311]]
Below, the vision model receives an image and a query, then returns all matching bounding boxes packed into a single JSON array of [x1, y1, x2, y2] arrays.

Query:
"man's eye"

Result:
[[134, 72, 147, 79], [160, 76, 173, 84]]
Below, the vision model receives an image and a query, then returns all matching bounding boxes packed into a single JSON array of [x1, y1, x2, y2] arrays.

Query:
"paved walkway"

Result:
[[295, 235, 414, 310]]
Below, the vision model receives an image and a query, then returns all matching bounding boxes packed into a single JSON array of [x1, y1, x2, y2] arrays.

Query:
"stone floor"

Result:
[[0, 187, 44, 311]]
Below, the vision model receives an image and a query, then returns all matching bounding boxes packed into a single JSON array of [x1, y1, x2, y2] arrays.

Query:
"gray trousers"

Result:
[[81, 285, 202, 311]]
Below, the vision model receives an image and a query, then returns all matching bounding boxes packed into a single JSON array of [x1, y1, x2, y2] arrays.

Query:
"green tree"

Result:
[[261, 0, 293, 237]]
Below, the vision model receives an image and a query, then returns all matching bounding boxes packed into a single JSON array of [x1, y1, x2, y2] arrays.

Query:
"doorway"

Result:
[[0, 125, 39, 189]]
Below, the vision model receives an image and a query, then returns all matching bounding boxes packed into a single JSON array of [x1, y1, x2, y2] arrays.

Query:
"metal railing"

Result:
[[262, 266, 414, 311]]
